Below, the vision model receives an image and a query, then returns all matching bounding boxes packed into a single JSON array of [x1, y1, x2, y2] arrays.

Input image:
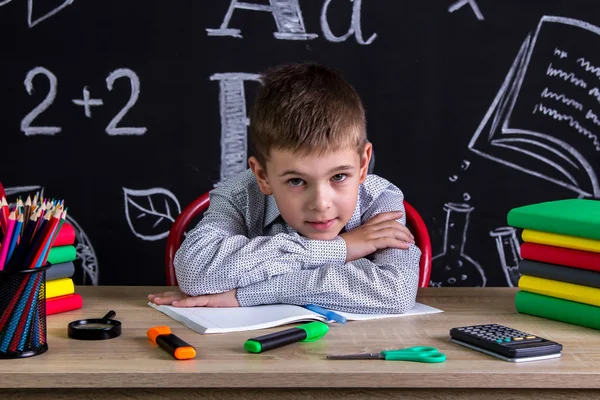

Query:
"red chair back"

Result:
[[165, 192, 209, 287], [166, 194, 432, 288]]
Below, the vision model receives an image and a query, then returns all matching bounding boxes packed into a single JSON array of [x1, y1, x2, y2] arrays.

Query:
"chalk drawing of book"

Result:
[[469, 16, 600, 198]]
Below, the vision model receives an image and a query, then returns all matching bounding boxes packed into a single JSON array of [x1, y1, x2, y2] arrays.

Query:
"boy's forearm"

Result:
[[174, 227, 347, 296], [236, 245, 421, 314]]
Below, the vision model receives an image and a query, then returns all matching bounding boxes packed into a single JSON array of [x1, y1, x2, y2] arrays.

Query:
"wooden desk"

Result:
[[1, 287, 600, 399]]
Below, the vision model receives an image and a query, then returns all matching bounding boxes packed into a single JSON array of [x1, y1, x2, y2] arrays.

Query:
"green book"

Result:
[[515, 291, 600, 331], [507, 199, 600, 240], [46, 245, 77, 265]]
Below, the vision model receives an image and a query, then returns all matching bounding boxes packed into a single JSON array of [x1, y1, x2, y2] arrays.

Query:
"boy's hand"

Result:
[[148, 288, 240, 307], [340, 211, 415, 262]]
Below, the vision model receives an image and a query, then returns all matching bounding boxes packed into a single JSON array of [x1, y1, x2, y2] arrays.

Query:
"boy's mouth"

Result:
[[307, 219, 336, 230]]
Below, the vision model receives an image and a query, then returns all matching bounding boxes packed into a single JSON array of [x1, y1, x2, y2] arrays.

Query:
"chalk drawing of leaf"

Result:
[[123, 187, 181, 241]]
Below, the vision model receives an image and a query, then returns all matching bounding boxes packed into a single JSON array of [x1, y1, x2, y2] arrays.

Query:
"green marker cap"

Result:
[[244, 339, 262, 353], [298, 321, 329, 342]]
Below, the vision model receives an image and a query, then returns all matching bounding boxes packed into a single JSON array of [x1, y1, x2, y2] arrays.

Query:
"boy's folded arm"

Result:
[[174, 193, 347, 297], [235, 244, 421, 314]]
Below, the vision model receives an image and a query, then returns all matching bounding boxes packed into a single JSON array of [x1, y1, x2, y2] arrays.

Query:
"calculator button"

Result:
[[526, 335, 536, 339], [513, 337, 524, 341]]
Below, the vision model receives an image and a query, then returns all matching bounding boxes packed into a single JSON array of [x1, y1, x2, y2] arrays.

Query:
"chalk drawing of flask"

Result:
[[490, 227, 521, 287], [430, 203, 486, 287]]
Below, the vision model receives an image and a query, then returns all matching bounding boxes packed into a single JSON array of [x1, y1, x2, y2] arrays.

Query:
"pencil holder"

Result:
[[0, 265, 49, 358]]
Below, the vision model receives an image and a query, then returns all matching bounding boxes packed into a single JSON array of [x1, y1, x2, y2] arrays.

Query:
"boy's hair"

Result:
[[250, 63, 367, 166]]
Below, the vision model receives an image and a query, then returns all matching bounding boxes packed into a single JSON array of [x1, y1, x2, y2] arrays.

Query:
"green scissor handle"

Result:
[[382, 346, 446, 363]]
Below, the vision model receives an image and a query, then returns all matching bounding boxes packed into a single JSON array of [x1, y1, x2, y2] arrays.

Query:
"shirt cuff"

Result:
[[304, 236, 347, 267]]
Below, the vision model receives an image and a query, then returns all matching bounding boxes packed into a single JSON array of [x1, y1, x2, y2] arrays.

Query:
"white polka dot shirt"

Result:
[[174, 169, 421, 314]]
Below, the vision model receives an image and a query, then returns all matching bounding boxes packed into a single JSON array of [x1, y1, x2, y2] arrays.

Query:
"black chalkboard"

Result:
[[1, 1, 599, 287]]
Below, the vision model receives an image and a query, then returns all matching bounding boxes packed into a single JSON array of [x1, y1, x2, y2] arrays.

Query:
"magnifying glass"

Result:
[[68, 310, 122, 340]]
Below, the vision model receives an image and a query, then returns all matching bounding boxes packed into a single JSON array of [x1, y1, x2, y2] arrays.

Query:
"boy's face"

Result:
[[249, 142, 372, 240]]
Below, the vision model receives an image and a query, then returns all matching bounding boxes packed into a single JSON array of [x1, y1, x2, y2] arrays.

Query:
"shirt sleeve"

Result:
[[174, 191, 347, 296], [236, 185, 421, 314]]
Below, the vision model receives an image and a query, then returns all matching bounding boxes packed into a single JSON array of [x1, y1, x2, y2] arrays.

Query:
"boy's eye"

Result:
[[331, 174, 347, 182], [288, 178, 305, 187]]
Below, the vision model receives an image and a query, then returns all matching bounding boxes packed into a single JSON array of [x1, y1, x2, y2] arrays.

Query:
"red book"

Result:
[[46, 293, 83, 315], [53, 222, 75, 247], [521, 242, 600, 272]]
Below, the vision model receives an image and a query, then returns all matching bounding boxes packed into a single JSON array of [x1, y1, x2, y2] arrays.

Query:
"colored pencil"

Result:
[[23, 195, 32, 228], [6, 210, 38, 271], [0, 197, 8, 235], [33, 202, 47, 236], [0, 210, 17, 270], [6, 214, 24, 263], [40, 209, 67, 267], [23, 210, 52, 269], [27, 208, 61, 269]]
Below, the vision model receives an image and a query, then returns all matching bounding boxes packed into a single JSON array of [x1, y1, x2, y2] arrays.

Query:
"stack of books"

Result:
[[45, 222, 83, 315], [508, 199, 600, 330]]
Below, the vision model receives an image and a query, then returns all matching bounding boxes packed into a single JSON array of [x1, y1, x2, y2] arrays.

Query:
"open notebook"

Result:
[[148, 302, 443, 334]]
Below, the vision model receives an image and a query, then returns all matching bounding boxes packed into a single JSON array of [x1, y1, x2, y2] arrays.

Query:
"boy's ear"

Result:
[[359, 142, 373, 183], [248, 156, 273, 195]]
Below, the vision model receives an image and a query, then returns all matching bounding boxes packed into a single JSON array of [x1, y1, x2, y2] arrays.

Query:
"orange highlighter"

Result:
[[147, 326, 196, 360]]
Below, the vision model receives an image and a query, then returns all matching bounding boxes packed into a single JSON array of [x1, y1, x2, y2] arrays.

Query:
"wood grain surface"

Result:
[[1, 286, 599, 398]]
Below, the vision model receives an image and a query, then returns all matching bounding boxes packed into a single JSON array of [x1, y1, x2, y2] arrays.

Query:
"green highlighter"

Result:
[[244, 321, 329, 353]]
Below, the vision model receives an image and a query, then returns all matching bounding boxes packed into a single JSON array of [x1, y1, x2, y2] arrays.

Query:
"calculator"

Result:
[[449, 324, 562, 361]]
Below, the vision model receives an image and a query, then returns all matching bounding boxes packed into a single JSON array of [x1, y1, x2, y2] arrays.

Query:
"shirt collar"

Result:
[[264, 195, 281, 227], [262, 190, 363, 232]]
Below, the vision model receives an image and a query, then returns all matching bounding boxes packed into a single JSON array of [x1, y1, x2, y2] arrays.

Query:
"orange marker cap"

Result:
[[174, 346, 197, 360], [147, 325, 172, 344]]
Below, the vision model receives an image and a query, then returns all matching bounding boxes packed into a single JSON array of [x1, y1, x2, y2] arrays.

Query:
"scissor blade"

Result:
[[327, 353, 384, 360]]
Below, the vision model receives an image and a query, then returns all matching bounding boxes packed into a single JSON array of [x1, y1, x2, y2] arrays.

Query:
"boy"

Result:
[[149, 63, 420, 314]]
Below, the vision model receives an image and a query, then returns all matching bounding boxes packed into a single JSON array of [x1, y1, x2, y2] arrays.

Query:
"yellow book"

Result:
[[45, 278, 75, 299], [518, 275, 600, 307], [522, 229, 600, 253]]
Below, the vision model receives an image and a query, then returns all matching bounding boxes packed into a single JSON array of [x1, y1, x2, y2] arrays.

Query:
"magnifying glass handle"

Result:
[[102, 310, 116, 321]]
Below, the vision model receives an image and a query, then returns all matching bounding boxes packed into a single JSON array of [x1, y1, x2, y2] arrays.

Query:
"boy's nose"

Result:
[[309, 186, 332, 211]]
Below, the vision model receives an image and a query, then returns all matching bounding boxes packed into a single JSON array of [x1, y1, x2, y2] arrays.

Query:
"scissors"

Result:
[[327, 346, 446, 363]]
